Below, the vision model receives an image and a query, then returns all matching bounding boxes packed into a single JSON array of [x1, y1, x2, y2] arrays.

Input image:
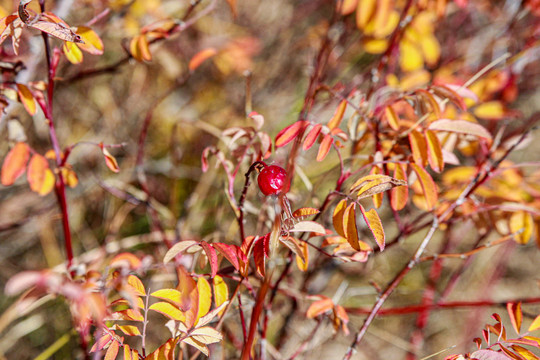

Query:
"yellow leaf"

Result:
[[129, 36, 142, 61], [190, 326, 223, 344], [149, 301, 186, 321], [127, 275, 146, 296], [117, 325, 141, 336], [151, 288, 182, 307], [295, 241, 309, 272], [399, 70, 431, 91], [61, 167, 78, 188], [213, 276, 228, 316], [363, 38, 388, 54], [510, 211, 533, 244], [16, 84, 36, 115], [124, 344, 132, 360], [76, 26, 104, 55], [385, 105, 400, 130], [196, 277, 212, 323], [356, 0, 376, 29], [63, 41, 83, 64], [473, 101, 505, 120], [410, 163, 438, 210], [27, 154, 55, 196], [424, 130, 444, 173], [529, 315, 540, 332], [399, 39, 423, 72], [1, 142, 30, 186], [359, 207, 385, 251], [333, 199, 348, 238], [372, 0, 396, 38], [420, 34, 440, 67]]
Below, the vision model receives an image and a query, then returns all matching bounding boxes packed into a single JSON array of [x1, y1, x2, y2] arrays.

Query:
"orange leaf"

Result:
[[317, 134, 333, 161], [359, 206, 385, 251], [189, 48, 218, 71], [100, 145, 120, 173], [333, 199, 348, 238], [104, 341, 119, 360], [1, 142, 30, 186], [390, 164, 408, 211], [424, 129, 444, 173], [350, 174, 407, 200], [27, 154, 55, 196], [303, 123, 322, 150], [410, 163, 438, 210], [307, 297, 334, 318], [409, 130, 428, 167], [213, 275, 228, 316], [16, 83, 36, 115], [343, 203, 361, 251], [275, 121, 308, 148], [138, 35, 152, 61], [507, 302, 522, 335], [328, 100, 347, 130], [90, 333, 112, 352], [292, 207, 320, 218]]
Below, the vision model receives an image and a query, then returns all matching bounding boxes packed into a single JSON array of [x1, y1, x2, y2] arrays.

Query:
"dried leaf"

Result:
[[390, 164, 408, 211], [280, 236, 306, 263], [307, 297, 333, 318], [429, 119, 492, 141], [333, 199, 348, 238], [424, 129, 444, 173], [411, 163, 438, 210], [303, 123, 322, 151], [183, 337, 209, 356], [352, 174, 407, 200], [1, 142, 30, 186], [30, 16, 83, 43], [289, 221, 326, 235], [328, 100, 347, 129], [16, 83, 36, 115], [189, 48, 218, 71], [196, 301, 229, 328], [27, 154, 55, 196], [359, 206, 385, 251], [189, 326, 223, 344], [275, 121, 308, 148], [163, 240, 200, 264], [409, 130, 428, 167], [316, 134, 333, 161]]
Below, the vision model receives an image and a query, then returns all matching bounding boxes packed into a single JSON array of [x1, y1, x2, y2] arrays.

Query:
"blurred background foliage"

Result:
[[1, 0, 540, 358]]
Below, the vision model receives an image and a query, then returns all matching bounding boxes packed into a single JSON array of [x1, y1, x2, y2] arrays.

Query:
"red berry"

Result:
[[257, 165, 290, 196]]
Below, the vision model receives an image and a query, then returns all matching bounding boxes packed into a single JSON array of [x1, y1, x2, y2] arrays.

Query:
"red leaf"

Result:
[[1, 142, 30, 186], [212, 243, 240, 271], [253, 237, 266, 277], [199, 241, 218, 278], [275, 121, 308, 148]]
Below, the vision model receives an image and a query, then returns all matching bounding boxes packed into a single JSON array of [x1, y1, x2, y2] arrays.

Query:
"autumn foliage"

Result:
[[1, 0, 540, 359]]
